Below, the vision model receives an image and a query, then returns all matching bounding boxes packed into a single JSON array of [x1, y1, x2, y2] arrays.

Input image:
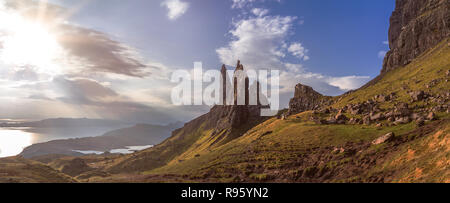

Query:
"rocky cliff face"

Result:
[[287, 83, 330, 115], [382, 0, 450, 73]]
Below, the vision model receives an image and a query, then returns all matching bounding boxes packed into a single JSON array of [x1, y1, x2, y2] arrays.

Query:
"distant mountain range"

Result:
[[20, 122, 184, 158], [0, 118, 132, 128]]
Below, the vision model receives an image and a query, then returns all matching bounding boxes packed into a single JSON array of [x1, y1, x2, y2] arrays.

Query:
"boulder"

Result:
[[363, 116, 371, 125], [387, 117, 395, 122], [374, 94, 391, 102], [426, 112, 436, 121], [394, 116, 411, 125], [416, 117, 425, 127], [350, 106, 362, 115], [372, 132, 395, 145], [394, 103, 411, 116], [335, 113, 348, 121], [348, 118, 361, 125], [410, 91, 427, 101], [370, 112, 384, 121], [410, 113, 421, 120], [321, 108, 331, 114], [326, 117, 337, 125], [385, 111, 394, 118]]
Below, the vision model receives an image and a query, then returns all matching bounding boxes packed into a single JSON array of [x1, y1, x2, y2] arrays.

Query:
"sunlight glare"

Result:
[[0, 9, 63, 75], [0, 129, 33, 158]]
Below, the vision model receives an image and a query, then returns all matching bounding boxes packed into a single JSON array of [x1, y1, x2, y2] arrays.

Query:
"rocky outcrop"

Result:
[[382, 0, 450, 73], [287, 84, 330, 115]]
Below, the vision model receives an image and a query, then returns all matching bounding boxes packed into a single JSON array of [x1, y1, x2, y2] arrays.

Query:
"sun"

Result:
[[0, 10, 63, 75]]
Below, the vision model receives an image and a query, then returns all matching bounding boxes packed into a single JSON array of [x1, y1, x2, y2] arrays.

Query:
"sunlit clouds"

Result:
[[0, 0, 150, 78], [0, 0, 171, 123], [0, 4, 64, 76], [0, 0, 379, 124]]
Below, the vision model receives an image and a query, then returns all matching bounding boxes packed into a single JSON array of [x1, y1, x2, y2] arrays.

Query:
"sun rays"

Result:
[[0, 16, 62, 74], [0, 0, 93, 76]]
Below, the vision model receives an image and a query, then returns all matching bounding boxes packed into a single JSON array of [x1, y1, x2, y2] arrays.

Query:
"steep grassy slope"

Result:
[[94, 39, 449, 183], [0, 156, 74, 183], [335, 39, 450, 109], [105, 106, 266, 173], [371, 122, 449, 183]]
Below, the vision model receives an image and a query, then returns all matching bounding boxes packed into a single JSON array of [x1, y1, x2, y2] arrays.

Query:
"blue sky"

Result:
[[0, 0, 395, 123], [56, 0, 394, 77]]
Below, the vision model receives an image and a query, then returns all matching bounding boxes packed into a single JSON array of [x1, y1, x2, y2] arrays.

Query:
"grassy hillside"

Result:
[[334, 39, 450, 108], [104, 106, 266, 174], [2, 40, 447, 183], [93, 39, 449, 183], [0, 156, 75, 183]]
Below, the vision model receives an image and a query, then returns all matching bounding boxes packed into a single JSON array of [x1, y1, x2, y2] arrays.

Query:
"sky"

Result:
[[0, 0, 395, 124]]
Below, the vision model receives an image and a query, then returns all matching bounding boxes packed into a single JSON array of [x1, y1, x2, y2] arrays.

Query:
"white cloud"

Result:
[[284, 63, 303, 73], [231, 0, 281, 9], [288, 42, 309, 61], [278, 69, 371, 96], [161, 0, 189, 21], [382, 41, 389, 45], [231, 0, 257, 9], [327, 76, 371, 91], [217, 13, 371, 100], [251, 8, 269, 17], [216, 15, 297, 70]]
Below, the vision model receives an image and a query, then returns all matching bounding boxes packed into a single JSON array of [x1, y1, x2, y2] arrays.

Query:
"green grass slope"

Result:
[[96, 39, 449, 183], [105, 106, 266, 174]]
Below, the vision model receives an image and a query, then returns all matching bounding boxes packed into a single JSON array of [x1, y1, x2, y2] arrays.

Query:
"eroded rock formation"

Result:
[[288, 83, 330, 115], [382, 0, 450, 73], [175, 61, 266, 145]]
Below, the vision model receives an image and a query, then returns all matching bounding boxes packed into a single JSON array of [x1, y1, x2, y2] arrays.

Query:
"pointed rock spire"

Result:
[[221, 64, 227, 105], [235, 60, 244, 71], [221, 64, 227, 73]]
